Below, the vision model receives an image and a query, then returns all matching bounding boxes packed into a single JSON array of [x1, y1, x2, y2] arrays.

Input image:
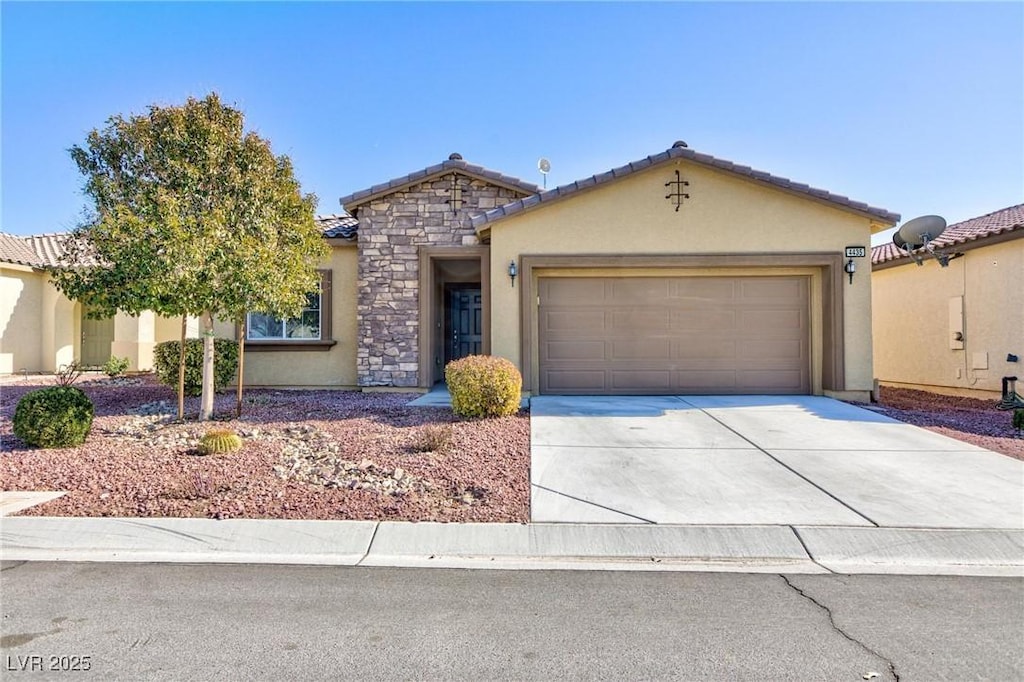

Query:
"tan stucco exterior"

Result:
[[214, 244, 359, 388], [872, 236, 1024, 397], [1, 264, 46, 373], [1, 265, 187, 374], [486, 160, 879, 398]]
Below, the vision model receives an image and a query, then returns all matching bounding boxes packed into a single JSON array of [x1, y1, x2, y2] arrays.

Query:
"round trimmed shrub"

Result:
[[13, 386, 95, 448], [153, 338, 239, 397], [445, 355, 522, 418]]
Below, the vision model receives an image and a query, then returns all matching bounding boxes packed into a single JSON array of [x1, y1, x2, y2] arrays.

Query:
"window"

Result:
[[248, 290, 321, 340], [243, 270, 334, 350]]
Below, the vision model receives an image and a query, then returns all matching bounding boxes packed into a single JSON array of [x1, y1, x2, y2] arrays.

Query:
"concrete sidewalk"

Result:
[[2, 517, 1021, 576]]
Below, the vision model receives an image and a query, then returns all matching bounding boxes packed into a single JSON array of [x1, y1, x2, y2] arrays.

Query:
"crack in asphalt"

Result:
[[780, 575, 901, 682]]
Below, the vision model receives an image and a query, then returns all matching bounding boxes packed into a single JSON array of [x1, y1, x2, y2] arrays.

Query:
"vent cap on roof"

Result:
[[672, 140, 688, 149], [448, 153, 463, 160]]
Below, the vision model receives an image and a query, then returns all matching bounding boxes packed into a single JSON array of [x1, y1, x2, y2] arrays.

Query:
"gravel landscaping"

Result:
[[3, 375, 1019, 521], [871, 386, 1023, 461], [0, 375, 529, 521]]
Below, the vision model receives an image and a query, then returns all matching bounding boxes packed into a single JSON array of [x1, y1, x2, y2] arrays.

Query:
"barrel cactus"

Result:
[[199, 428, 242, 455]]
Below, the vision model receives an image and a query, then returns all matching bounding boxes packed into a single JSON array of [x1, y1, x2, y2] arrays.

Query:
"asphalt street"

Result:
[[1, 562, 1021, 681]]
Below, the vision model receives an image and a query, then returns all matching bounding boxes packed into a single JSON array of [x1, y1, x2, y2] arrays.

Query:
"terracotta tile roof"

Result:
[[0, 233, 44, 267], [339, 154, 539, 210], [23, 233, 74, 267], [317, 213, 358, 241], [871, 203, 1024, 266], [471, 143, 900, 230]]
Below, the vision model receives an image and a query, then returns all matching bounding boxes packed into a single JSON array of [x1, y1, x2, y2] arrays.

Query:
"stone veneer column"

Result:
[[356, 175, 525, 387]]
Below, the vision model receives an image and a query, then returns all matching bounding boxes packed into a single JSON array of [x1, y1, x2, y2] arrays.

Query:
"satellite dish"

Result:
[[537, 157, 551, 189], [896, 215, 946, 249], [892, 215, 950, 266]]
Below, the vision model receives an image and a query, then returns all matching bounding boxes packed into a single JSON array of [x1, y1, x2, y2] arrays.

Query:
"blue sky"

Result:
[[2, 2, 1022, 244]]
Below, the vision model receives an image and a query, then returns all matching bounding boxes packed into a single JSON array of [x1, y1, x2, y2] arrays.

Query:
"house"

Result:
[[871, 204, 1023, 398], [0, 232, 190, 374], [214, 143, 899, 401]]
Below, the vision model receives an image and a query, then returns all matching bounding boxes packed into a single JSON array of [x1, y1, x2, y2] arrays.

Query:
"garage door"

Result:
[[538, 276, 810, 395]]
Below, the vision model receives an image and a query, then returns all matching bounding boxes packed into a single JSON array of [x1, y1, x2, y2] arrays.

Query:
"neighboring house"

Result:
[[872, 204, 1023, 398], [214, 143, 899, 401], [0, 232, 190, 373]]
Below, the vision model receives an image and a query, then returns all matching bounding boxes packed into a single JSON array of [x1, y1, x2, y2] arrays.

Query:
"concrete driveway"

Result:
[[530, 395, 1024, 528]]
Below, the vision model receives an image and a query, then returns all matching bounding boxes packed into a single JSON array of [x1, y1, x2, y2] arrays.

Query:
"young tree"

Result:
[[53, 93, 328, 420]]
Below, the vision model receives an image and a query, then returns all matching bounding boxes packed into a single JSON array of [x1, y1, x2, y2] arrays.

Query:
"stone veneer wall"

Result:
[[356, 175, 528, 386]]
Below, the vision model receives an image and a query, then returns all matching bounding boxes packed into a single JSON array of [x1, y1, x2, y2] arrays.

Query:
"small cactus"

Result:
[[199, 428, 242, 455]]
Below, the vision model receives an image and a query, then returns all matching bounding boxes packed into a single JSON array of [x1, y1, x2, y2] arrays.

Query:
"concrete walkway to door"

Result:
[[530, 395, 1024, 529]]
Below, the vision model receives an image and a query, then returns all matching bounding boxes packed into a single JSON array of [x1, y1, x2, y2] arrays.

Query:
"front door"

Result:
[[445, 287, 482, 364], [80, 308, 114, 367]]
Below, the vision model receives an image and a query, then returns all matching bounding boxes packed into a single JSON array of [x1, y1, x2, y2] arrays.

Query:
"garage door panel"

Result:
[[671, 278, 737, 301], [542, 278, 605, 303], [739, 339, 805, 360], [539, 276, 810, 395], [671, 309, 737, 331], [545, 340, 606, 361], [545, 370, 607, 392], [611, 310, 670, 333], [674, 370, 739, 391], [609, 279, 670, 303], [542, 310, 605, 332], [674, 338, 737, 360], [611, 339, 672, 360], [740, 278, 806, 300], [739, 370, 805, 391], [739, 309, 803, 336], [610, 370, 671, 390]]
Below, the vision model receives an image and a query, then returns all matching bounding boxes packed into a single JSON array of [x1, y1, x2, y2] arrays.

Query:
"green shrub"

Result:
[[102, 356, 131, 378], [1013, 409, 1024, 434], [13, 386, 95, 448], [153, 339, 239, 396], [198, 428, 242, 455], [445, 355, 522, 418]]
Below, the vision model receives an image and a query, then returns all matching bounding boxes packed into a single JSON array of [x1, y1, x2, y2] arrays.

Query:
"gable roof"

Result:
[[471, 143, 900, 231], [0, 232, 44, 267], [318, 213, 358, 241], [871, 203, 1024, 267], [339, 154, 539, 211]]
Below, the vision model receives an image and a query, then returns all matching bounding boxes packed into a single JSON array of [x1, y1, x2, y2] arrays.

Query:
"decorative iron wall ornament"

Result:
[[665, 170, 690, 212], [448, 174, 463, 212]]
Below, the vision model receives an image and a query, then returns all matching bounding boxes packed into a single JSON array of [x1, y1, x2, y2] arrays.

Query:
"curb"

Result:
[[2, 517, 1022, 576]]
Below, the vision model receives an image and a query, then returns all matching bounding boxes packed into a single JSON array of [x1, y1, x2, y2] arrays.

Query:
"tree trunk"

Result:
[[199, 311, 216, 421], [177, 315, 187, 421], [236, 316, 246, 418]]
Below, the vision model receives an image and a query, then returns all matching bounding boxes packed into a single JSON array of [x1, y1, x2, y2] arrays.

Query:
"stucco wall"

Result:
[[486, 160, 879, 395], [0, 265, 44, 373], [872, 237, 1023, 396], [213, 244, 359, 387]]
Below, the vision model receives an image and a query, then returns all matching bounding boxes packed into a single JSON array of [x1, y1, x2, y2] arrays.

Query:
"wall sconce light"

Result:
[[508, 260, 518, 287], [844, 258, 856, 284]]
